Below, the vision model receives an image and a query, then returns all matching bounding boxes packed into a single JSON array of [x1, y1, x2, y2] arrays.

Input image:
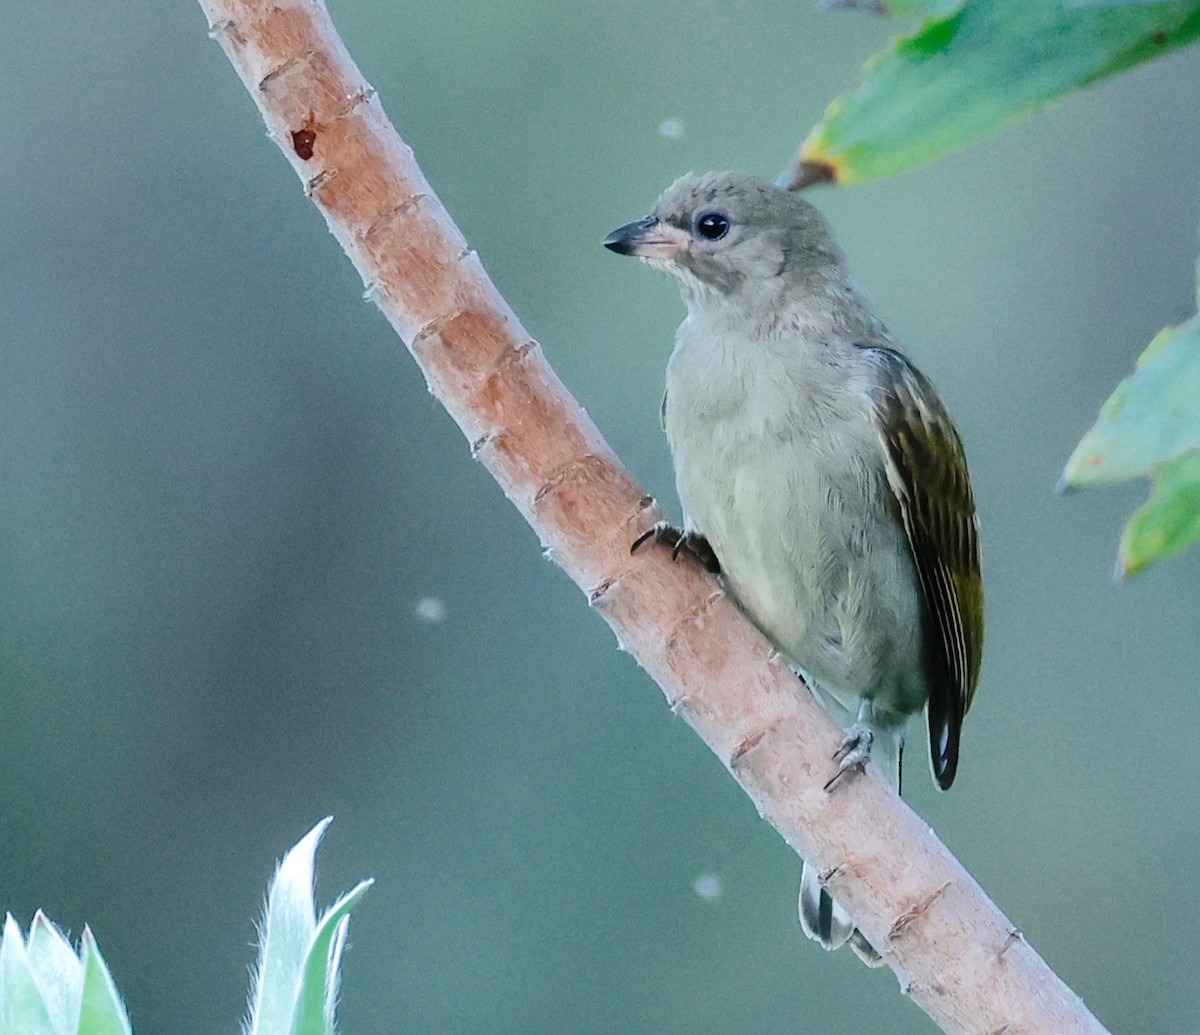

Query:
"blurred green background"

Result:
[[2, 2, 1199, 1032]]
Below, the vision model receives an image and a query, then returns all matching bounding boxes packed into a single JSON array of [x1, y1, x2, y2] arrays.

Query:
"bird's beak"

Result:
[[602, 216, 686, 260]]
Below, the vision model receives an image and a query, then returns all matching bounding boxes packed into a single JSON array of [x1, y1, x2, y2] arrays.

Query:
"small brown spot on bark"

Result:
[[292, 128, 316, 160], [999, 928, 1023, 957], [731, 729, 767, 766], [888, 881, 952, 940], [588, 576, 617, 605]]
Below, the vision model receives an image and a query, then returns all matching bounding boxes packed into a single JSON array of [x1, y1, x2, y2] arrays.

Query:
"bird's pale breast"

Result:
[[664, 317, 929, 726]]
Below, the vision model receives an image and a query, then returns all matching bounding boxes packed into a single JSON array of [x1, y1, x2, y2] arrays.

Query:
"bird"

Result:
[[603, 172, 983, 963]]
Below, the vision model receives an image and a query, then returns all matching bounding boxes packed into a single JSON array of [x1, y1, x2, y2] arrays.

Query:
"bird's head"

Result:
[[603, 172, 845, 314]]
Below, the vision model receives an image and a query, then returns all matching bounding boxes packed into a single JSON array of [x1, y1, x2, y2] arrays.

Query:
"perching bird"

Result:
[[603, 173, 983, 962]]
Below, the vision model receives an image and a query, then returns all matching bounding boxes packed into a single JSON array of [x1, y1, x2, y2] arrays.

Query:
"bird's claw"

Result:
[[824, 725, 874, 792], [631, 521, 721, 574]]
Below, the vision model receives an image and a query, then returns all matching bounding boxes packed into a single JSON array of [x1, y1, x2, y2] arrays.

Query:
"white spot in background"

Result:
[[693, 873, 722, 901], [658, 119, 683, 138], [414, 597, 447, 623]]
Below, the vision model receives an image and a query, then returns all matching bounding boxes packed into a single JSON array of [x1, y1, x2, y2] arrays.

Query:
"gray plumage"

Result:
[[604, 172, 983, 961]]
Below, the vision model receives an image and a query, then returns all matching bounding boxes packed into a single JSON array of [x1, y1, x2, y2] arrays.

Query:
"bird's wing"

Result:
[[865, 347, 983, 791]]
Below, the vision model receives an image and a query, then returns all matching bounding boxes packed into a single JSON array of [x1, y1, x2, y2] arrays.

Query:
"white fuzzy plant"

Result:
[[0, 819, 371, 1035], [0, 912, 131, 1035], [244, 818, 372, 1035]]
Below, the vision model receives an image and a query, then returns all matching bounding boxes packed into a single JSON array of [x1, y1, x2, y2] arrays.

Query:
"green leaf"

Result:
[[786, 0, 1200, 188], [1062, 314, 1200, 486], [26, 912, 84, 1034], [76, 929, 132, 1035], [1062, 301, 1200, 575], [2, 913, 130, 1035], [246, 819, 372, 1035], [288, 880, 373, 1035], [1118, 449, 1200, 575], [247, 818, 329, 1035], [0, 915, 57, 1035]]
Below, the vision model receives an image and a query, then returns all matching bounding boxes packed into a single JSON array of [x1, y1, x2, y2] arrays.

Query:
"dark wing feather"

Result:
[[866, 348, 983, 791]]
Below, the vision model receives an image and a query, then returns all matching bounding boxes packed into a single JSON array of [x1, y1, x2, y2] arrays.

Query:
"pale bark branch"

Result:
[[196, 3, 1109, 1032]]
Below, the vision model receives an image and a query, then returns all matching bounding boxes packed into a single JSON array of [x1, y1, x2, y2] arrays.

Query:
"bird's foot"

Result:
[[631, 521, 721, 574], [824, 724, 874, 792]]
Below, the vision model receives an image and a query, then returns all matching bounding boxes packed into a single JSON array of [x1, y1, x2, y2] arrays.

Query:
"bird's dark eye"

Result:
[[695, 211, 730, 241]]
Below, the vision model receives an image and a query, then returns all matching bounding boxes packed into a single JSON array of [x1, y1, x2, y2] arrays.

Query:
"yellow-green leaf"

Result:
[[786, 0, 1200, 188], [1062, 314, 1200, 487], [77, 929, 133, 1035], [1119, 449, 1200, 576]]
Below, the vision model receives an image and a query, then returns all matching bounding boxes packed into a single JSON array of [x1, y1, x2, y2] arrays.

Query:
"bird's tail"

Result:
[[798, 726, 901, 967]]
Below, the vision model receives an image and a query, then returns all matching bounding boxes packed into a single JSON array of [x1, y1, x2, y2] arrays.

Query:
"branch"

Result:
[[196, 3, 1108, 1032]]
